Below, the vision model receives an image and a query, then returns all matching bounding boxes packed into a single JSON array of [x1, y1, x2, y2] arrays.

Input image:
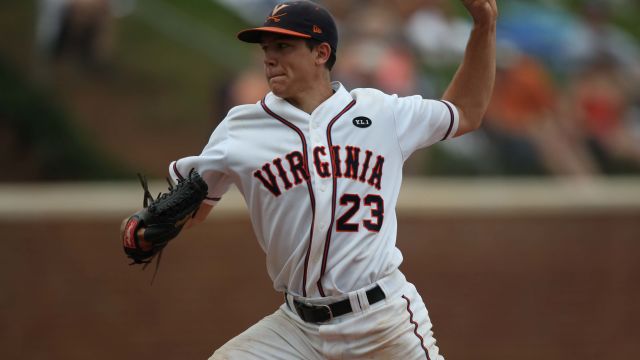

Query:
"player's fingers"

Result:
[[487, 0, 498, 17], [461, 0, 484, 13], [462, 0, 498, 23], [477, 0, 497, 16]]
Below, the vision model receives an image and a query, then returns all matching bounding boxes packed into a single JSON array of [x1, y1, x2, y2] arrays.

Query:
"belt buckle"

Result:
[[318, 304, 333, 322], [294, 300, 334, 323]]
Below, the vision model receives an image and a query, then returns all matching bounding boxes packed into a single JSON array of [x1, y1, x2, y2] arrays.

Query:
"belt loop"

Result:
[[357, 289, 370, 312], [348, 292, 362, 313], [284, 292, 292, 311]]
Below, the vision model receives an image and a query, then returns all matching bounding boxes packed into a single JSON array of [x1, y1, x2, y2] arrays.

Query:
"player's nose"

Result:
[[263, 53, 277, 68]]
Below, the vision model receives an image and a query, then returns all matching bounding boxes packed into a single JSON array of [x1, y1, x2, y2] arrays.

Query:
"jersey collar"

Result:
[[263, 82, 354, 125]]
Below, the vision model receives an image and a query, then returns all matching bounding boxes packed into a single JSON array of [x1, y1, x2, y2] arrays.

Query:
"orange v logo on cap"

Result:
[[268, 4, 289, 22], [313, 25, 322, 34]]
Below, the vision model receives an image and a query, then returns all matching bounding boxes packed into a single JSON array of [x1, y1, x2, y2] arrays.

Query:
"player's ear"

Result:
[[315, 42, 331, 67]]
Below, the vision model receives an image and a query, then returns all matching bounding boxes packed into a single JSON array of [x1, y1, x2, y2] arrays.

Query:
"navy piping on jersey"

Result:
[[173, 161, 185, 181], [317, 99, 357, 297], [260, 98, 317, 297], [438, 100, 455, 141], [402, 295, 431, 360]]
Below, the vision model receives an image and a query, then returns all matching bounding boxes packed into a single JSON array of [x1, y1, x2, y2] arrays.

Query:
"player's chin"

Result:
[[269, 83, 291, 98]]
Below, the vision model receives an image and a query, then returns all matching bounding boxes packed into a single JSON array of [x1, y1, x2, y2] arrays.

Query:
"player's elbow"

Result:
[[468, 112, 485, 131], [454, 107, 485, 137]]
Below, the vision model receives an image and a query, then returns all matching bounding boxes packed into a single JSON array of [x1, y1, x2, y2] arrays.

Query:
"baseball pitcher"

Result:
[[121, 1, 497, 358]]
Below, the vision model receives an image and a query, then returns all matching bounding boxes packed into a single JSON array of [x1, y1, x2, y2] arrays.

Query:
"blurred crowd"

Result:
[[35, 0, 135, 70], [218, 0, 640, 176], [34, 0, 640, 177]]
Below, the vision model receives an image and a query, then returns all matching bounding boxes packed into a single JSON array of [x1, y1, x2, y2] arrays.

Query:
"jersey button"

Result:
[[320, 184, 327, 192]]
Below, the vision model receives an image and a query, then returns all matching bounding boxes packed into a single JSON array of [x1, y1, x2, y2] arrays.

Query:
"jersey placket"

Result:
[[307, 99, 357, 297], [307, 114, 332, 297]]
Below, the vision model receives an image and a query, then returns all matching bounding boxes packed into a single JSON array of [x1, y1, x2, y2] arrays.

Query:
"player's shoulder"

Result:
[[224, 102, 263, 121], [349, 87, 390, 100], [349, 87, 426, 102], [348, 87, 399, 110], [210, 103, 263, 138]]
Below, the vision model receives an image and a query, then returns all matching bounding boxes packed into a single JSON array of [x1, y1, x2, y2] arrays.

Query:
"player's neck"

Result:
[[285, 77, 333, 114]]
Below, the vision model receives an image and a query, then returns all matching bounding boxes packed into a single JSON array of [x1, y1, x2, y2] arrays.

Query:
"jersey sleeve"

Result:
[[391, 95, 459, 160], [169, 119, 233, 206]]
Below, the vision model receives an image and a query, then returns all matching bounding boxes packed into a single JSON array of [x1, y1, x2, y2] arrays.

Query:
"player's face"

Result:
[[260, 34, 320, 99]]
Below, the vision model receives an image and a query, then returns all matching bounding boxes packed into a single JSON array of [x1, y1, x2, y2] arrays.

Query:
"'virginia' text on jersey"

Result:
[[253, 145, 385, 197]]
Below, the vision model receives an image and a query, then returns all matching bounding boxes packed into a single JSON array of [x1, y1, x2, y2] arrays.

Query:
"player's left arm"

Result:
[[184, 203, 213, 229], [442, 0, 498, 137]]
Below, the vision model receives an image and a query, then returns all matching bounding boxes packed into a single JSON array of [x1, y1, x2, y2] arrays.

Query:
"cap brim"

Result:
[[237, 27, 312, 43]]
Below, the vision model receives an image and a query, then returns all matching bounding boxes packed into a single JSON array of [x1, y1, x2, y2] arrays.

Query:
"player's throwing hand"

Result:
[[462, 0, 498, 26]]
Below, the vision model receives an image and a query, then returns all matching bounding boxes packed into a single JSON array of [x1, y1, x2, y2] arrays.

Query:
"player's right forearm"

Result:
[[442, 0, 498, 137], [443, 23, 496, 133]]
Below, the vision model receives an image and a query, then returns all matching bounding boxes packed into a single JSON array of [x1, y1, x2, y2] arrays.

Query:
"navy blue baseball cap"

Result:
[[237, 1, 338, 54]]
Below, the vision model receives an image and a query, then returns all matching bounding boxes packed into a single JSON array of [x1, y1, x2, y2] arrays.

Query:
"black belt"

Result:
[[288, 285, 386, 323]]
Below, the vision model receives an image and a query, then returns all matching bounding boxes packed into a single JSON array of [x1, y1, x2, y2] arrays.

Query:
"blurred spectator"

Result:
[[36, 0, 119, 70], [571, 0, 640, 156], [565, 57, 640, 173], [568, 0, 640, 75], [334, 38, 420, 97], [213, 50, 269, 122], [36, 0, 69, 57], [402, 0, 471, 67], [333, 2, 420, 96], [484, 51, 598, 176]]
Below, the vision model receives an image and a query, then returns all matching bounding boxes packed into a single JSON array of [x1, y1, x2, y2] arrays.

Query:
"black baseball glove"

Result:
[[121, 169, 208, 266]]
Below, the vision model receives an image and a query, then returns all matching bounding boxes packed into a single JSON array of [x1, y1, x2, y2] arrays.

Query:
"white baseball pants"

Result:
[[209, 270, 444, 360]]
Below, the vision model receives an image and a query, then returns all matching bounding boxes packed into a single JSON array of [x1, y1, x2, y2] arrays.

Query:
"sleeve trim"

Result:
[[171, 160, 185, 181], [203, 197, 221, 206], [438, 100, 456, 141]]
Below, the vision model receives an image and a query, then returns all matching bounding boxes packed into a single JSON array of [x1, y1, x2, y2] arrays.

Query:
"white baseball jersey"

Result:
[[170, 82, 458, 298]]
